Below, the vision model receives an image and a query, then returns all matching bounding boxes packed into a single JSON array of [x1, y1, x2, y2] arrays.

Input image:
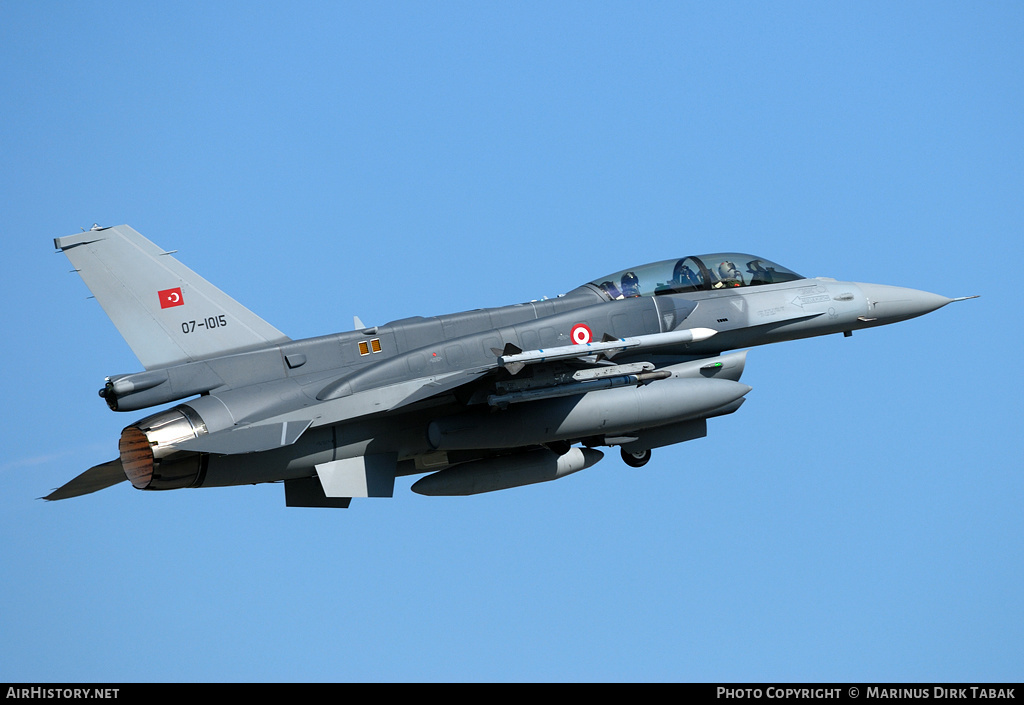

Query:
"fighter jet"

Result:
[[45, 225, 975, 507]]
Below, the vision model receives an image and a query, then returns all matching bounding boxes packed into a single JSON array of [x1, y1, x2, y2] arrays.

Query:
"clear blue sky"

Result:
[[2, 1, 1021, 682]]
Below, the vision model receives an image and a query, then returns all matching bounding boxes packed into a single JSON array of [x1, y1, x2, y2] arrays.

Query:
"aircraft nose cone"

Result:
[[856, 283, 952, 324]]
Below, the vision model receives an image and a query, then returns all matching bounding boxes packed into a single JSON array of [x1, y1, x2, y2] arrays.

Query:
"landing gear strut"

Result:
[[620, 448, 651, 468]]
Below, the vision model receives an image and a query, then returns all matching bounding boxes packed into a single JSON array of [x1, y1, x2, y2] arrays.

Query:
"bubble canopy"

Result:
[[582, 254, 804, 300]]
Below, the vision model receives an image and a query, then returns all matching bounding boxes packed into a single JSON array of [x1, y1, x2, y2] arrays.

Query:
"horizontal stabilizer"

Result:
[[43, 458, 126, 501], [172, 419, 313, 455]]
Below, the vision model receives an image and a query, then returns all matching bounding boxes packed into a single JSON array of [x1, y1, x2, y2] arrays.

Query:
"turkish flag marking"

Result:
[[158, 287, 184, 309]]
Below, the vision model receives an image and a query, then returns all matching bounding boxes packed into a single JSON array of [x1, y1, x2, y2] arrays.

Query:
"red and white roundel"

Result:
[[571, 323, 592, 345]]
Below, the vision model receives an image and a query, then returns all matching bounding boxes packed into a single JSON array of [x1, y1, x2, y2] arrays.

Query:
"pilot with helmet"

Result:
[[620, 271, 641, 297], [714, 261, 744, 288]]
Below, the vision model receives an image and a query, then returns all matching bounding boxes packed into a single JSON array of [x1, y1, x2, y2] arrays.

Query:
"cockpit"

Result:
[[582, 254, 804, 300]]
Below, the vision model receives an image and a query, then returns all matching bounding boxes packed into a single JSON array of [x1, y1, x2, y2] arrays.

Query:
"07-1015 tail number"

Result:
[[181, 315, 228, 334]]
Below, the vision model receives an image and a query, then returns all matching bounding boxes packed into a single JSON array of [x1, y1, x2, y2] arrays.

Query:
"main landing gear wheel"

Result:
[[621, 448, 651, 468]]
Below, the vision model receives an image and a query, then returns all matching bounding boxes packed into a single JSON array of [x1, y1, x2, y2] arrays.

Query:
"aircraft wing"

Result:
[[309, 328, 720, 423], [165, 329, 719, 456], [302, 368, 493, 425], [166, 368, 492, 455]]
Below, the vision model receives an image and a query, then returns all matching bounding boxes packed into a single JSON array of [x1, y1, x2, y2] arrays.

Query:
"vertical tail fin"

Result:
[[56, 225, 289, 369]]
